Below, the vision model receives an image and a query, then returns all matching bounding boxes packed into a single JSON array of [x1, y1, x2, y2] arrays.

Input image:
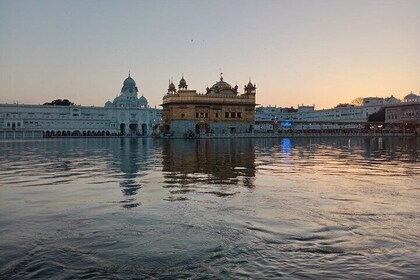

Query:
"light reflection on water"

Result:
[[0, 137, 419, 279]]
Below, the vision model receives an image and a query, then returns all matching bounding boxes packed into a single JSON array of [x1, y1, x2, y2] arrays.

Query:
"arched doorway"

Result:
[[141, 124, 147, 135], [196, 122, 209, 134], [120, 123, 126, 135], [163, 124, 170, 135], [129, 123, 138, 135]]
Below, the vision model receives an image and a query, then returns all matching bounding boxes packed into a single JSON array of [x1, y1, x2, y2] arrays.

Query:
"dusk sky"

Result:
[[1, 0, 419, 109]]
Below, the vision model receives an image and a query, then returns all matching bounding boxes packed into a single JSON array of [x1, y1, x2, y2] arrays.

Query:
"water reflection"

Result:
[[107, 138, 159, 208], [0, 137, 417, 204], [253, 136, 420, 178], [161, 139, 256, 198], [281, 138, 292, 154], [0, 138, 162, 209], [0, 137, 419, 279]]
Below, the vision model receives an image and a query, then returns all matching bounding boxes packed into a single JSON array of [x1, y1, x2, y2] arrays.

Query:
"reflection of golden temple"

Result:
[[161, 139, 256, 188], [161, 74, 257, 136]]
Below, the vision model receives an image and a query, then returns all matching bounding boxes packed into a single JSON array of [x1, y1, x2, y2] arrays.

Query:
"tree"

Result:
[[43, 99, 74, 106], [351, 97, 364, 106], [287, 107, 298, 113], [367, 107, 385, 122], [336, 103, 352, 108]]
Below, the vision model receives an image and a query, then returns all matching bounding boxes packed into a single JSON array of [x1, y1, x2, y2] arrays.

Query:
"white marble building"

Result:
[[385, 92, 420, 126], [0, 75, 162, 138], [255, 96, 401, 131]]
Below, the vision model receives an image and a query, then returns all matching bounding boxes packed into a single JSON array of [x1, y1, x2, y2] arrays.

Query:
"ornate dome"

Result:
[[206, 75, 237, 95], [244, 79, 256, 93], [211, 77, 232, 90], [404, 92, 417, 99], [169, 81, 176, 91], [139, 95, 148, 104], [179, 75, 187, 89], [121, 73, 139, 94], [123, 74, 136, 87]]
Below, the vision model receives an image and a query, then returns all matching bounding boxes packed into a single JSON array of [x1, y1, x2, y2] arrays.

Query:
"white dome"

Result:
[[139, 95, 148, 103], [123, 75, 136, 87]]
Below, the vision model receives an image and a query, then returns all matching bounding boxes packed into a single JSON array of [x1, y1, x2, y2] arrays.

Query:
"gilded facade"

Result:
[[161, 75, 257, 136]]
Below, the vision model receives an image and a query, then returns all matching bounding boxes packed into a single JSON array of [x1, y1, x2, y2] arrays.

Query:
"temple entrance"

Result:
[[129, 123, 138, 134], [196, 122, 209, 134], [120, 123, 126, 135], [163, 124, 170, 135], [141, 124, 147, 135], [12, 123, 16, 131]]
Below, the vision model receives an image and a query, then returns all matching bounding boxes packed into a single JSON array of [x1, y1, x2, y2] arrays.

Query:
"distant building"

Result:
[[385, 92, 420, 133], [161, 74, 257, 135], [362, 97, 384, 106], [255, 96, 401, 132], [105, 74, 149, 110], [384, 95, 400, 104], [255, 106, 298, 131], [0, 75, 162, 138], [403, 92, 420, 103]]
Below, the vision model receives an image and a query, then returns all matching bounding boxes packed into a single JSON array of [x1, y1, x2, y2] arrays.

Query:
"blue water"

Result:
[[0, 137, 419, 279]]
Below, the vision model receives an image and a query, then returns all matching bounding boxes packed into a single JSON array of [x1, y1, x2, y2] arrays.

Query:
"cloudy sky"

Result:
[[0, 0, 419, 109]]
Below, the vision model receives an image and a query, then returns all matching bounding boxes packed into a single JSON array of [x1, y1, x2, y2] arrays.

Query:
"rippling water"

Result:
[[0, 137, 419, 279]]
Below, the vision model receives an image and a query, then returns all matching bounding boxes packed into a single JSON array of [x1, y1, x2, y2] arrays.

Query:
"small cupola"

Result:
[[178, 74, 188, 90]]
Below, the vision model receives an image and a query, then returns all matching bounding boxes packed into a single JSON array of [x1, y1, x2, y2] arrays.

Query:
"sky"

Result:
[[0, 0, 419, 109]]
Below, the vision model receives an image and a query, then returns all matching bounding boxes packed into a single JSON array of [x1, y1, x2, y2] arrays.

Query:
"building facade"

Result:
[[385, 92, 420, 134], [255, 97, 400, 132], [0, 75, 162, 138], [161, 75, 257, 136]]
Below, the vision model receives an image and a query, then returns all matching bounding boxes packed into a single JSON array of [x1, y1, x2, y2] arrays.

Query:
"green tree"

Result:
[[367, 107, 385, 122], [351, 97, 364, 106], [43, 99, 74, 106]]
